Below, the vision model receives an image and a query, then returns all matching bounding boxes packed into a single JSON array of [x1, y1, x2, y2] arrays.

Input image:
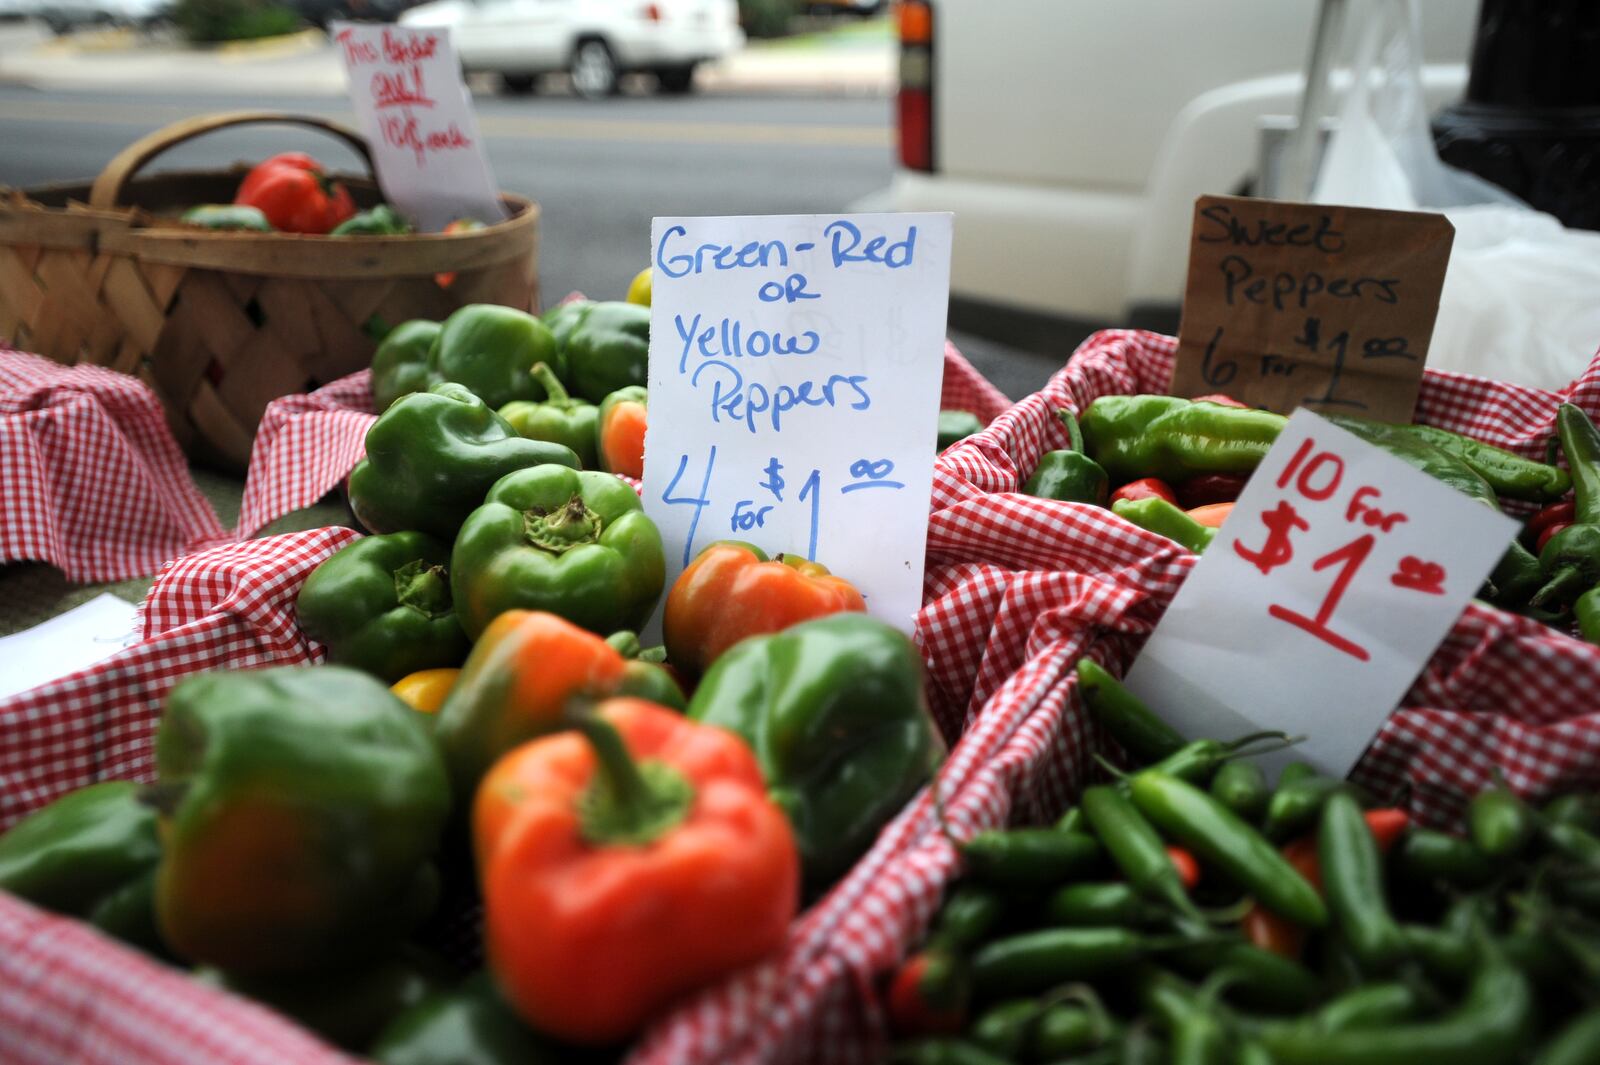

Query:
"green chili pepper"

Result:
[[1397, 424, 1570, 502], [1319, 792, 1405, 973], [1046, 882, 1167, 928], [1499, 929, 1565, 987], [891, 1038, 1019, 1065], [1543, 821, 1600, 869], [1033, 1004, 1119, 1058], [1057, 805, 1087, 834], [933, 886, 1006, 950], [330, 204, 411, 236], [1111, 497, 1215, 554], [181, 203, 273, 231], [1081, 785, 1202, 922], [1485, 541, 1548, 608], [1076, 658, 1186, 762], [1023, 411, 1110, 505], [1277, 762, 1316, 787], [1210, 762, 1269, 824], [1167, 942, 1322, 1014], [1533, 405, 1600, 608], [937, 410, 984, 451], [1575, 586, 1600, 644], [1394, 828, 1495, 888], [1402, 924, 1475, 983], [1258, 940, 1532, 1065], [1533, 1007, 1600, 1065], [1468, 784, 1536, 860], [968, 1000, 1041, 1058], [1129, 771, 1327, 928], [1545, 793, 1600, 834], [1080, 395, 1286, 482], [1263, 773, 1348, 841], [1170, 1008, 1228, 1065], [1307, 983, 1422, 1031], [963, 829, 1103, 888], [970, 927, 1151, 998]]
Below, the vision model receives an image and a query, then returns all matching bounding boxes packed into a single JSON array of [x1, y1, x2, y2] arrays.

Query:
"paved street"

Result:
[[0, 82, 1069, 398]]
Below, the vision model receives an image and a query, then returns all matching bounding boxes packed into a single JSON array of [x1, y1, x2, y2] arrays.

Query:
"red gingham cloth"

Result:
[[0, 349, 228, 581], [8, 332, 1600, 1064], [235, 340, 1012, 538]]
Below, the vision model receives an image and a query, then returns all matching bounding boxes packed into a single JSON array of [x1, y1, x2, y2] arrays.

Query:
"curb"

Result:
[[214, 27, 322, 57]]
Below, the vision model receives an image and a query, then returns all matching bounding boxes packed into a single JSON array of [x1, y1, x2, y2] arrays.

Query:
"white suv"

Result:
[[400, 0, 744, 97]]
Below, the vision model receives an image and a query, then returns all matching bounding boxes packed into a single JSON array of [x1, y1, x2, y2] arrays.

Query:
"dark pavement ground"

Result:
[[0, 86, 1085, 633]]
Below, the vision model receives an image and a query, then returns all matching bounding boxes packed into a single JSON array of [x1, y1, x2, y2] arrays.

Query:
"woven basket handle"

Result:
[[88, 111, 376, 209]]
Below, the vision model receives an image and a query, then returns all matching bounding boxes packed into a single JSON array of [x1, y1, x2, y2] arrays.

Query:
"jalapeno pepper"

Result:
[[1129, 771, 1327, 928], [962, 829, 1102, 888], [1263, 774, 1349, 842], [1468, 783, 1537, 860], [1046, 882, 1167, 927], [1319, 792, 1405, 973], [1534, 1007, 1600, 1065], [1022, 410, 1109, 506], [1210, 761, 1270, 824], [969, 927, 1153, 999], [1075, 658, 1186, 763], [1081, 785, 1202, 922]]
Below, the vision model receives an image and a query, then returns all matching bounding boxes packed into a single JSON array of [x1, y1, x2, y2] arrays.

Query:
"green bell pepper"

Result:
[[371, 972, 569, 1065], [938, 410, 984, 451], [181, 204, 273, 231], [0, 780, 164, 953], [197, 946, 456, 1051], [151, 666, 450, 974], [687, 612, 944, 885], [331, 204, 412, 236], [564, 300, 649, 403], [1022, 409, 1109, 505], [451, 465, 666, 639], [498, 363, 600, 470], [431, 304, 563, 410], [296, 532, 471, 684], [348, 382, 580, 542], [371, 320, 444, 414], [540, 299, 595, 354]]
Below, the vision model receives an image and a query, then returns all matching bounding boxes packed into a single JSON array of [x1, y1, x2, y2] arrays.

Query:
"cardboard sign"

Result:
[[1170, 195, 1454, 424], [641, 213, 953, 633], [332, 22, 506, 232], [1125, 409, 1515, 776]]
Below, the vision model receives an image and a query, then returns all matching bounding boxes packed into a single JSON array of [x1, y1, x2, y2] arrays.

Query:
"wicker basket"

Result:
[[0, 111, 540, 471]]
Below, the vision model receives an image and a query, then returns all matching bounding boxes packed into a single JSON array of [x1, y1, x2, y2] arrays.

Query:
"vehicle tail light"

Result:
[[897, 0, 934, 171]]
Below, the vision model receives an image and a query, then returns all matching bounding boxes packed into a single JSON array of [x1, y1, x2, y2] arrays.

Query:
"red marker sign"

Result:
[[1125, 409, 1516, 777]]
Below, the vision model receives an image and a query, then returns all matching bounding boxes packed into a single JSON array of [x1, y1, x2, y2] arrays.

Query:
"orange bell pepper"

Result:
[[390, 667, 461, 713], [432, 610, 683, 795], [476, 697, 799, 1044], [663, 541, 866, 676], [1186, 502, 1235, 528]]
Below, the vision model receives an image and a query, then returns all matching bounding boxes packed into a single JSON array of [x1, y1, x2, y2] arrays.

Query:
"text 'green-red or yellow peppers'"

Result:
[[597, 385, 648, 479], [296, 531, 470, 684], [475, 698, 798, 1045], [371, 319, 444, 414], [433, 609, 683, 796], [348, 382, 580, 542], [431, 304, 563, 411], [564, 300, 649, 404], [498, 363, 600, 470], [664, 540, 865, 677], [152, 666, 449, 974], [688, 611, 943, 884], [0, 780, 164, 953], [451, 465, 665, 639]]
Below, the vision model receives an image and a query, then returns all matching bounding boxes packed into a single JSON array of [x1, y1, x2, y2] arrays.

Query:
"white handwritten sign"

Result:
[[641, 213, 953, 632], [332, 22, 505, 232], [1125, 409, 1515, 776]]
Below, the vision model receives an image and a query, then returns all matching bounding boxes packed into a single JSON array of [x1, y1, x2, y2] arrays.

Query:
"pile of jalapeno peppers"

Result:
[[1019, 391, 1600, 646], [888, 658, 1600, 1065]]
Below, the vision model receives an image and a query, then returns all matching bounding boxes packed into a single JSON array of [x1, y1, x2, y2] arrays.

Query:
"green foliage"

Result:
[[172, 0, 301, 43], [738, 0, 797, 39]]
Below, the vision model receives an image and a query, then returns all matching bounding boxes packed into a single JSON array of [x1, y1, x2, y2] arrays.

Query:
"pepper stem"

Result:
[[1530, 564, 1585, 609], [606, 631, 643, 659], [570, 708, 694, 848], [530, 362, 570, 404], [1056, 409, 1085, 453], [523, 494, 603, 553], [394, 559, 452, 619]]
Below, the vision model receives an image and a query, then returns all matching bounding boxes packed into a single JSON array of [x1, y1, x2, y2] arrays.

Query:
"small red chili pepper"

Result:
[[1243, 905, 1305, 959], [1178, 473, 1250, 508], [1192, 394, 1249, 408], [1538, 521, 1574, 554], [1527, 499, 1576, 544], [886, 950, 967, 1036], [1110, 477, 1178, 506], [1166, 845, 1201, 890], [1362, 807, 1410, 852]]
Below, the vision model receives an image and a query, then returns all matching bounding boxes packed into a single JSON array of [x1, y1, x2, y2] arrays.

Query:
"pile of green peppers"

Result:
[[889, 660, 1600, 1065]]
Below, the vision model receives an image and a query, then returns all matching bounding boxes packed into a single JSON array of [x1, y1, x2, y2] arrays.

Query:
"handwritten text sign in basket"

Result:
[[641, 213, 954, 632], [1170, 195, 1454, 423]]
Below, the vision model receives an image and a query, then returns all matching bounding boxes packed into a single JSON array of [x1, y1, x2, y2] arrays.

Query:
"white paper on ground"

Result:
[[331, 22, 506, 232], [0, 594, 141, 700], [641, 212, 953, 633], [1125, 409, 1517, 777]]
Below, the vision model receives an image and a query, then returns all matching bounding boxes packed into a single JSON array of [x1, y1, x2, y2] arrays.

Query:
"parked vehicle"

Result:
[[399, 0, 744, 98], [31, 0, 169, 33], [870, 0, 1475, 330], [288, 0, 421, 30]]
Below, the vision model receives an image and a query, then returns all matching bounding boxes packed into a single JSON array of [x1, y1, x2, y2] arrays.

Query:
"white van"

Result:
[[870, 1, 1474, 328]]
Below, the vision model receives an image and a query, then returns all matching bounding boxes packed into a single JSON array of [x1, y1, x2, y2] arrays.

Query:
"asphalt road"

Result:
[[0, 86, 1066, 399]]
